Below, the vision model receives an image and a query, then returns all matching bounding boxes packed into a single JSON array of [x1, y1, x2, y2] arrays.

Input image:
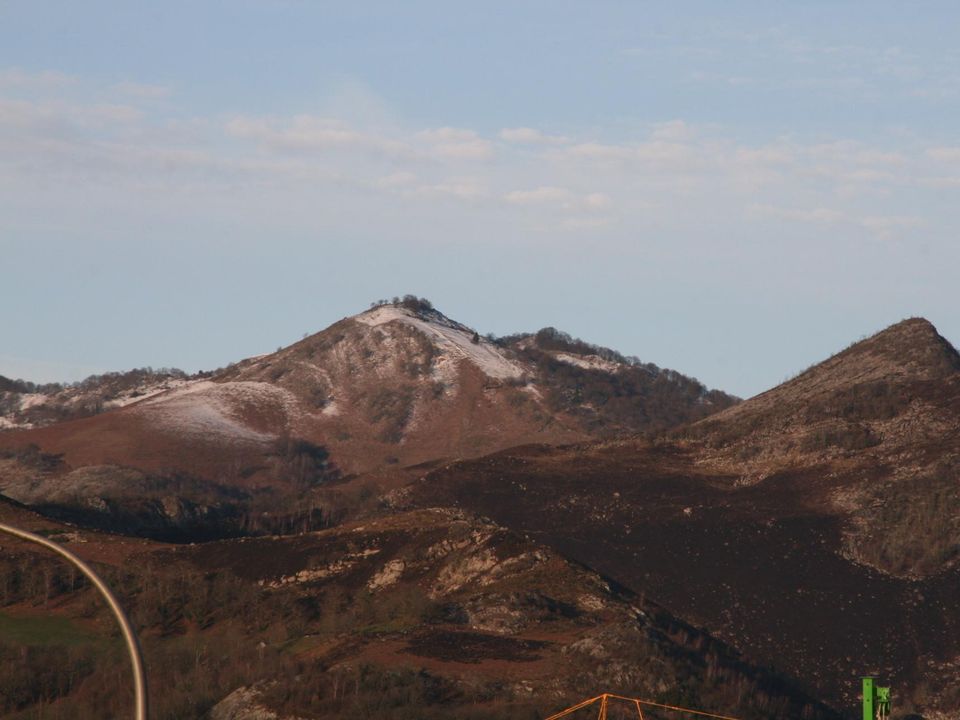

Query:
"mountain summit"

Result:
[[738, 317, 959, 409], [684, 317, 960, 478]]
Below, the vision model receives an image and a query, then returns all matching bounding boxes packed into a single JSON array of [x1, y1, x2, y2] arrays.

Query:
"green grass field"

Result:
[[0, 611, 101, 647]]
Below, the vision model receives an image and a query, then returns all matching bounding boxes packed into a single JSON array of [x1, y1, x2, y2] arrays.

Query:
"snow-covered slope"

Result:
[[134, 380, 298, 442], [355, 305, 524, 381]]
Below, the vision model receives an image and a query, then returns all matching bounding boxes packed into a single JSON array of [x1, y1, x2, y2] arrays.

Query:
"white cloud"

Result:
[[504, 185, 575, 205], [416, 127, 493, 160], [584, 193, 612, 210], [565, 141, 633, 162], [748, 204, 924, 240], [562, 137, 701, 171], [0, 98, 62, 133], [499, 127, 569, 144], [112, 81, 172, 99], [377, 171, 417, 188], [224, 118, 495, 162], [854, 149, 905, 165], [415, 179, 488, 199], [81, 103, 144, 125], [0, 69, 949, 249], [0, 68, 76, 90], [836, 168, 896, 184], [734, 146, 795, 165], [859, 215, 924, 238], [557, 215, 613, 231], [917, 175, 960, 189], [749, 203, 845, 225], [417, 127, 478, 142], [650, 120, 695, 141], [225, 114, 409, 157], [0, 98, 142, 137], [504, 186, 612, 213], [926, 146, 960, 163]]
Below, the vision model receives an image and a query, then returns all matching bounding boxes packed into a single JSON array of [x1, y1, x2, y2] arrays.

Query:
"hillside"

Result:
[[408, 318, 960, 718], [0, 299, 735, 538], [0, 499, 833, 720]]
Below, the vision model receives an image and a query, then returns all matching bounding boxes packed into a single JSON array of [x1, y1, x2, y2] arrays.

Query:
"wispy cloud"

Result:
[[499, 127, 570, 145], [112, 81, 172, 99], [1, 68, 955, 241], [748, 203, 924, 240], [415, 178, 488, 199], [415, 127, 493, 160], [504, 186, 610, 211], [926, 146, 960, 163], [748, 203, 846, 225], [0, 68, 77, 90], [225, 114, 410, 158]]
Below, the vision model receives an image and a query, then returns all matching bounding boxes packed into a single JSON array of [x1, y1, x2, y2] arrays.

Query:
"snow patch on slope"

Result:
[[19, 394, 48, 410], [106, 378, 195, 408], [356, 306, 523, 380], [133, 380, 295, 442], [553, 352, 623, 373]]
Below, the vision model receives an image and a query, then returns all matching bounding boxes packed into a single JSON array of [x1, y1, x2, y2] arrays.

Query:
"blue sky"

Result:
[[2, 1, 959, 397]]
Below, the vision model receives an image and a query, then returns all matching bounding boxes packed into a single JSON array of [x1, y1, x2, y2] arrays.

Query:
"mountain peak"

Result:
[[353, 302, 523, 381], [849, 317, 960, 373], [743, 317, 958, 406], [356, 300, 458, 332], [685, 317, 960, 471], [793, 317, 960, 390]]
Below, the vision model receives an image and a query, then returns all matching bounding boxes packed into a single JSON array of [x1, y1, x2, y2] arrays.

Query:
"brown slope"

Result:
[[408, 318, 960, 717], [215, 306, 586, 473], [0, 302, 734, 538], [0, 502, 838, 720], [685, 317, 960, 477]]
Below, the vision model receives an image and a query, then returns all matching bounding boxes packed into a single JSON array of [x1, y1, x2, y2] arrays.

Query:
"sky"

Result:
[[2, 1, 959, 398]]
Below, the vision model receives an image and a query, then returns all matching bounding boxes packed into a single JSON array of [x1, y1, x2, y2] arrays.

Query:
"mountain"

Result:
[[408, 318, 960, 717], [0, 299, 735, 538], [7, 310, 956, 718], [686, 317, 960, 478]]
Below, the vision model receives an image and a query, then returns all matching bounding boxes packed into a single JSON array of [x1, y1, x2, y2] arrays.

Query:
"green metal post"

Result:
[[862, 677, 876, 720]]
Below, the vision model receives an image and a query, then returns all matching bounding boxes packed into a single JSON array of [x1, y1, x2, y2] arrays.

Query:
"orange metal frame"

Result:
[[544, 693, 742, 720]]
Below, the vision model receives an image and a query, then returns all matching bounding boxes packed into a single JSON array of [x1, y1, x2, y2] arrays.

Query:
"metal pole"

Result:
[[862, 677, 875, 720], [0, 521, 148, 720]]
